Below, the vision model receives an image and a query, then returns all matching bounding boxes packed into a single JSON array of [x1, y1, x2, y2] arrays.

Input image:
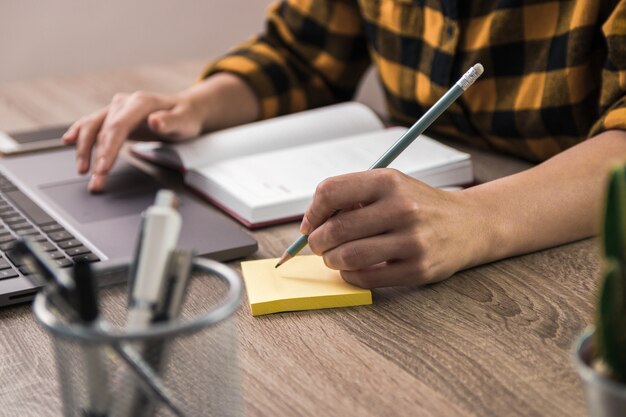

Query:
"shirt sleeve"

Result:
[[590, 1, 626, 137], [198, 0, 371, 120]]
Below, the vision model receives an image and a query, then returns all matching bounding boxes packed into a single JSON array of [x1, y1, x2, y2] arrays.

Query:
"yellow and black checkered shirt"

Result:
[[202, 0, 626, 162]]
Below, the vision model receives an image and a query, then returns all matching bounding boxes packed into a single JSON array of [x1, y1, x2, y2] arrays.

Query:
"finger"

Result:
[[147, 110, 170, 134], [75, 111, 107, 174], [147, 106, 197, 139], [97, 92, 177, 166], [118, 92, 177, 132], [308, 200, 397, 255], [340, 258, 434, 289], [301, 170, 391, 234], [89, 93, 176, 191], [62, 122, 80, 144], [321, 232, 419, 271]]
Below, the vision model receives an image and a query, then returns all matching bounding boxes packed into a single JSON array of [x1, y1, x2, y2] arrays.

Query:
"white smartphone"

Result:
[[0, 125, 70, 154]]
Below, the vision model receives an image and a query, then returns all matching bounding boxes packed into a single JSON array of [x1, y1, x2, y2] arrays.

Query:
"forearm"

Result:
[[462, 130, 626, 268], [180, 72, 260, 133], [198, 1, 370, 119]]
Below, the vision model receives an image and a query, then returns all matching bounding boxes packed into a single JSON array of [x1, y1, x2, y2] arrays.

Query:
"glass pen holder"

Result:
[[32, 258, 244, 417]]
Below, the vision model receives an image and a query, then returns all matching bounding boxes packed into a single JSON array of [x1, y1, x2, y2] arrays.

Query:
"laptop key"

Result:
[[71, 253, 100, 263], [16, 228, 38, 237], [0, 210, 18, 219], [41, 223, 63, 233], [65, 246, 90, 257], [6, 250, 24, 267], [4, 190, 56, 226], [48, 251, 66, 260], [0, 226, 10, 235], [59, 239, 81, 250], [0, 242, 15, 252], [0, 258, 11, 270], [10, 222, 33, 231], [39, 241, 57, 252], [0, 184, 17, 193], [0, 268, 18, 280], [49, 230, 73, 242], [0, 176, 17, 192], [30, 234, 48, 242], [55, 258, 73, 268], [0, 234, 15, 244], [18, 266, 33, 276], [3, 215, 27, 225]]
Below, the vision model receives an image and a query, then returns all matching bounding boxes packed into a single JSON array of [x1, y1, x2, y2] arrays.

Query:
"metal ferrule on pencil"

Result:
[[457, 63, 484, 91]]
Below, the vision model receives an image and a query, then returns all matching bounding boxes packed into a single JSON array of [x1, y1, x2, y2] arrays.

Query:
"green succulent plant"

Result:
[[595, 163, 626, 383]]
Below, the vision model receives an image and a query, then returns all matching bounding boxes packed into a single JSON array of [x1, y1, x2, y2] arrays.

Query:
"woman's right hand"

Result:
[[63, 91, 206, 192]]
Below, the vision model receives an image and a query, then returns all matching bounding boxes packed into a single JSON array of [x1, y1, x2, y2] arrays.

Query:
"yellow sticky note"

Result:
[[240, 256, 372, 316]]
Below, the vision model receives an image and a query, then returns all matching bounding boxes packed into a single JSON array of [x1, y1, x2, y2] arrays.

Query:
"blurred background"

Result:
[[0, 0, 384, 112]]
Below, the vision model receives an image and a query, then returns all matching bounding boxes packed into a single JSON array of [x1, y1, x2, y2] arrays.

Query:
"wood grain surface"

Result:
[[0, 62, 598, 417]]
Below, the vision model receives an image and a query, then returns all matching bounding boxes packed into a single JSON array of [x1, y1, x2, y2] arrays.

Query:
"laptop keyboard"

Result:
[[0, 173, 99, 280]]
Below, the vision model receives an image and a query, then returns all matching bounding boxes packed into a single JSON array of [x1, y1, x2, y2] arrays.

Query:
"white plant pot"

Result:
[[573, 327, 626, 417]]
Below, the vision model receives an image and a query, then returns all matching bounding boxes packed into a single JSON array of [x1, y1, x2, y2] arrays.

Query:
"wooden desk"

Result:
[[0, 62, 598, 417]]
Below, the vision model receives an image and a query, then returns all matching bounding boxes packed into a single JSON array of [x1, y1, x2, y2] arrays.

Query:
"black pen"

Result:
[[11, 238, 77, 320], [12, 239, 110, 417], [73, 260, 110, 417], [73, 260, 100, 322]]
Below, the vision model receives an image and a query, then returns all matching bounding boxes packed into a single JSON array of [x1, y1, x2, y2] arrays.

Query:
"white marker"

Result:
[[127, 189, 182, 329]]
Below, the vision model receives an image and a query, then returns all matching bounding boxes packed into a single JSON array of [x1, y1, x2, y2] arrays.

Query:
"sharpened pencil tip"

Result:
[[275, 252, 292, 269]]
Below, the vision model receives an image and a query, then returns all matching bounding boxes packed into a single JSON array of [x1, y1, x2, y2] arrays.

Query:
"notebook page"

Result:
[[193, 127, 470, 209], [162, 102, 385, 169]]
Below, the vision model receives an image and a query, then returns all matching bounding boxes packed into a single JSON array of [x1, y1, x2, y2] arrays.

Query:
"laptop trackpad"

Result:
[[39, 165, 160, 224]]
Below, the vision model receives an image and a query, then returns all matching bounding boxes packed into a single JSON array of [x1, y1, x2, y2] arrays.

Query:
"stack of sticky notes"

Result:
[[240, 255, 372, 316]]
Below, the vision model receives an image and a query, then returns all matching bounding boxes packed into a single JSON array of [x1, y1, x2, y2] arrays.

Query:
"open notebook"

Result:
[[132, 102, 473, 228]]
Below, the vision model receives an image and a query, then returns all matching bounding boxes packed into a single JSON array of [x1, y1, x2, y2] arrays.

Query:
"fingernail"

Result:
[[62, 130, 75, 143], [300, 217, 311, 235], [77, 157, 87, 174], [88, 174, 103, 192], [95, 157, 107, 173]]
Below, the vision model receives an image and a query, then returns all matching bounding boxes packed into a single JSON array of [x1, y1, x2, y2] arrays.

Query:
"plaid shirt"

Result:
[[201, 0, 626, 162]]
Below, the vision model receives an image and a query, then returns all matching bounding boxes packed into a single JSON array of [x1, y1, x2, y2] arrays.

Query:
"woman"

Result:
[[64, 0, 626, 287]]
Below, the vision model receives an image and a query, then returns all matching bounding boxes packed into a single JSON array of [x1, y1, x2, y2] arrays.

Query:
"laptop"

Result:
[[0, 147, 258, 306]]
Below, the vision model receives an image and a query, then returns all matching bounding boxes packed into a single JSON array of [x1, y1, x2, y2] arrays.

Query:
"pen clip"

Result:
[[153, 249, 194, 323]]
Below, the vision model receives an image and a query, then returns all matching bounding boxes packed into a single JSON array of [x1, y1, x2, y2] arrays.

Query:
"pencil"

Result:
[[276, 63, 484, 268]]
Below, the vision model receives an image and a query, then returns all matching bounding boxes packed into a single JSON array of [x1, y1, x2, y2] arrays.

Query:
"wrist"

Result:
[[179, 73, 260, 133], [177, 82, 218, 131], [456, 186, 507, 269]]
